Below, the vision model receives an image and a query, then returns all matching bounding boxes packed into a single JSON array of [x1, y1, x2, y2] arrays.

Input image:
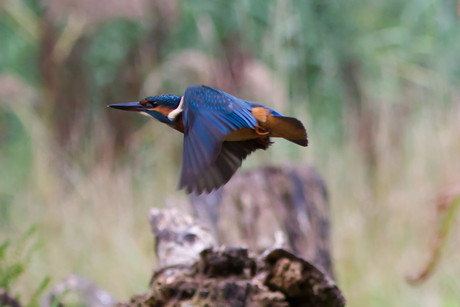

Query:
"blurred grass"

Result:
[[0, 226, 51, 307], [1, 0, 460, 305]]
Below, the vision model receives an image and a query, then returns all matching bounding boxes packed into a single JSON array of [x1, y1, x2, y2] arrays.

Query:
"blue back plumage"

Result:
[[183, 86, 257, 132]]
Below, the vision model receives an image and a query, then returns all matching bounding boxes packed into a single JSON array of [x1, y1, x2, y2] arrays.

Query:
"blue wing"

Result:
[[186, 138, 271, 194], [179, 85, 258, 193]]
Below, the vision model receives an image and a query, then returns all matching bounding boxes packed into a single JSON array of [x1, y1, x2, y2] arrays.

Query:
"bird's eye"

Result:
[[146, 99, 158, 108], [140, 99, 157, 108]]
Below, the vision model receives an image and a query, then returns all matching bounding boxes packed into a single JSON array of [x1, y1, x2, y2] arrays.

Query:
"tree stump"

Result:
[[115, 207, 345, 307], [190, 166, 333, 278]]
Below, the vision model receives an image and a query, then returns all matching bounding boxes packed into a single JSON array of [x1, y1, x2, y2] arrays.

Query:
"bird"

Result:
[[109, 85, 308, 194]]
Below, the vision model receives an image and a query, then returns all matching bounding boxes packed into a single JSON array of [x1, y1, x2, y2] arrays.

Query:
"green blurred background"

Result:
[[1, 0, 460, 305]]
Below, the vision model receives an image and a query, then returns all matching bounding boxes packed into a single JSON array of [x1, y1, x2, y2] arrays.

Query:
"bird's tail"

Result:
[[267, 116, 308, 147]]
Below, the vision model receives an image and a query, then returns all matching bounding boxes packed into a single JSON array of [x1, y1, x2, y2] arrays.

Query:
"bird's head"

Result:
[[108, 95, 183, 125]]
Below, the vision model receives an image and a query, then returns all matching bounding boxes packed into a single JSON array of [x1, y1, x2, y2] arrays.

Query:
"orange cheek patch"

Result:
[[149, 106, 172, 117], [252, 107, 269, 123]]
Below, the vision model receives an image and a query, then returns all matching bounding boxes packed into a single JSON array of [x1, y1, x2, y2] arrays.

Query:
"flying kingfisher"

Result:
[[109, 85, 308, 194]]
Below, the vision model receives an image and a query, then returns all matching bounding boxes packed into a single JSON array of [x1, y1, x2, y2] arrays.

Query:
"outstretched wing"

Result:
[[185, 138, 272, 194], [179, 85, 257, 193]]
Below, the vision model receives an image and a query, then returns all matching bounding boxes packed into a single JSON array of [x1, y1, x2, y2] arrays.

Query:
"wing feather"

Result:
[[179, 86, 260, 193], [184, 138, 272, 194]]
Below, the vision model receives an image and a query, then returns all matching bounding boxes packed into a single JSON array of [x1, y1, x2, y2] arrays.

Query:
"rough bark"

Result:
[[114, 208, 345, 307], [190, 166, 333, 278], [0, 288, 21, 307]]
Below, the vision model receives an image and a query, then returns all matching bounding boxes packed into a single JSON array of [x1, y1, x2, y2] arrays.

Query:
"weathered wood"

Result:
[[149, 208, 217, 267], [115, 208, 345, 307], [263, 249, 343, 307], [0, 288, 21, 307], [191, 166, 333, 278], [116, 246, 344, 307]]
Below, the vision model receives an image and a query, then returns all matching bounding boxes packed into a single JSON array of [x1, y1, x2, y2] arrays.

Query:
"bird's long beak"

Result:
[[108, 102, 146, 112]]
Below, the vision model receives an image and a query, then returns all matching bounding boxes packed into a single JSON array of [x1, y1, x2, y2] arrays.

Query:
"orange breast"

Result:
[[170, 114, 185, 133]]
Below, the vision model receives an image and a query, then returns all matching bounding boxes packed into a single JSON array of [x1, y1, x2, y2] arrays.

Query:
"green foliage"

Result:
[[85, 20, 146, 88], [28, 277, 51, 307], [0, 226, 49, 307]]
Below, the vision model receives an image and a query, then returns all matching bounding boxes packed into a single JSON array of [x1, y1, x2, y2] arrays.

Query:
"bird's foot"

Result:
[[255, 126, 270, 136]]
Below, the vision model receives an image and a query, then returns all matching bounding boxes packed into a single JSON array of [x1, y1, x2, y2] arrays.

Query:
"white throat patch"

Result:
[[168, 96, 184, 121]]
